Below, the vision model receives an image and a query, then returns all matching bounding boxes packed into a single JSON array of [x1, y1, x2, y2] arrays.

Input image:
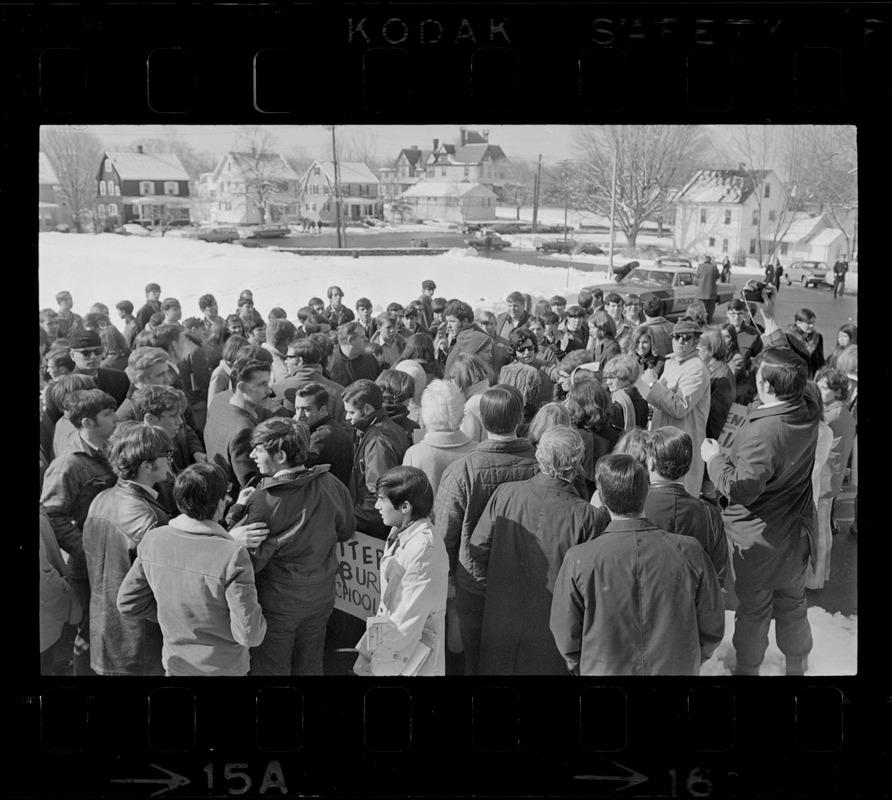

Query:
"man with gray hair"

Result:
[[467, 425, 610, 674]]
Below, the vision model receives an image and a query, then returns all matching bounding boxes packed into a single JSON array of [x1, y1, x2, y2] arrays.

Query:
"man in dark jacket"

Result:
[[227, 419, 354, 675], [440, 300, 494, 381], [65, 329, 131, 410], [292, 383, 354, 489], [831, 254, 848, 298], [415, 279, 437, 332], [83, 422, 173, 676], [550, 454, 725, 676], [725, 299, 764, 404], [701, 284, 819, 677], [697, 255, 721, 324], [632, 296, 674, 358], [492, 291, 532, 373], [433, 385, 539, 674], [134, 282, 162, 332], [343, 379, 409, 539], [644, 426, 729, 583], [278, 339, 347, 426], [328, 321, 380, 386]]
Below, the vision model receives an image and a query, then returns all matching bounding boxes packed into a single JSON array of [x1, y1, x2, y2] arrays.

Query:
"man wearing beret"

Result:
[[635, 318, 711, 497]]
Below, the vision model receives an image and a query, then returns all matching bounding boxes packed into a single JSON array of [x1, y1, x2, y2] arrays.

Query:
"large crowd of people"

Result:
[[38, 276, 858, 676]]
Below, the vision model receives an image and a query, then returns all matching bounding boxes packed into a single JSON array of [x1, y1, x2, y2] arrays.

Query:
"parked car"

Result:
[[785, 260, 830, 287], [114, 223, 151, 237], [248, 224, 292, 238], [466, 232, 511, 250], [536, 239, 604, 256], [654, 255, 693, 268], [191, 227, 240, 244], [582, 265, 736, 319]]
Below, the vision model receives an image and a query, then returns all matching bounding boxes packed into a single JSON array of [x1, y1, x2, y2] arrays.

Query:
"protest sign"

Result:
[[334, 532, 385, 620]]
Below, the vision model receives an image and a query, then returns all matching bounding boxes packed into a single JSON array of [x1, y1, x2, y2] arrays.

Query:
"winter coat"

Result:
[[261, 343, 290, 390], [83, 480, 170, 675], [705, 357, 821, 588], [459, 379, 489, 442], [207, 361, 231, 409], [643, 482, 729, 582], [587, 336, 621, 375], [328, 348, 381, 387], [177, 335, 211, 417], [403, 429, 477, 497], [351, 408, 410, 538], [550, 517, 725, 676], [205, 396, 263, 490], [612, 385, 649, 431], [416, 294, 435, 332], [705, 359, 737, 440], [697, 261, 720, 300], [325, 304, 355, 329], [731, 322, 763, 405], [784, 324, 826, 378], [822, 401, 856, 499], [492, 310, 531, 373], [644, 350, 711, 497], [40, 505, 80, 652], [116, 514, 266, 676], [443, 324, 493, 381], [353, 518, 448, 677], [433, 437, 539, 589], [229, 466, 355, 613], [371, 331, 406, 369], [384, 402, 420, 447], [304, 415, 354, 489], [469, 474, 610, 675]]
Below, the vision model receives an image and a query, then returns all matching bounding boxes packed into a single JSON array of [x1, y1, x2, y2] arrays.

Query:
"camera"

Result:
[[742, 280, 767, 303]]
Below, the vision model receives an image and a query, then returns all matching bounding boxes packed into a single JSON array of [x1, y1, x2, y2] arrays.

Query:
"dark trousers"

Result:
[[70, 574, 96, 676], [732, 537, 813, 674], [832, 276, 846, 297], [454, 586, 485, 675], [703, 298, 717, 324], [250, 603, 333, 676]]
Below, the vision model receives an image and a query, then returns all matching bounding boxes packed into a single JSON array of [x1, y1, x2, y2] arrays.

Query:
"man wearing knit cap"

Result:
[[635, 318, 711, 498]]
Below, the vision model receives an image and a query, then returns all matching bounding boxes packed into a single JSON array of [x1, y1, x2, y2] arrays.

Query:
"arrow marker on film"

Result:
[[110, 763, 191, 796], [574, 761, 649, 792]]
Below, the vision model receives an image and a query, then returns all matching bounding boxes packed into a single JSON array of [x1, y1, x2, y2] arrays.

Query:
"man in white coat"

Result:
[[635, 318, 711, 497]]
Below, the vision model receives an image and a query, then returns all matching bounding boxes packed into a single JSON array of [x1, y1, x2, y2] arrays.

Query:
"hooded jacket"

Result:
[[443, 324, 493, 381]]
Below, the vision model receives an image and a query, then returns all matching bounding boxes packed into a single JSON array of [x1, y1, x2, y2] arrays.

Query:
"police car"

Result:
[[581, 265, 736, 319]]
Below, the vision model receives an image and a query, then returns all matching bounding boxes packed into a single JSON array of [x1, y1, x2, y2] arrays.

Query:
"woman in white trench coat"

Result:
[[354, 467, 448, 676]]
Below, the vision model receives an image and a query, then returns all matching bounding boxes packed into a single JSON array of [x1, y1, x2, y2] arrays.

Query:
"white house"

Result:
[[772, 213, 848, 266], [39, 152, 70, 231], [399, 179, 497, 224], [204, 151, 301, 225], [299, 161, 383, 223], [672, 169, 787, 266]]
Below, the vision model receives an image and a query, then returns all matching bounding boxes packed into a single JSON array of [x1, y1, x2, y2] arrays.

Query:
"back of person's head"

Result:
[[364, 341, 384, 360], [267, 318, 297, 352], [401, 333, 435, 363], [337, 320, 365, 345], [295, 381, 329, 410], [443, 300, 474, 324], [603, 353, 641, 384], [698, 326, 727, 360], [150, 323, 183, 353], [589, 310, 616, 337], [536, 425, 585, 478], [296, 306, 313, 324], [235, 344, 272, 364], [343, 378, 383, 411], [47, 374, 97, 415], [527, 402, 572, 447], [230, 358, 271, 392], [643, 296, 664, 318], [394, 360, 425, 404], [63, 388, 117, 429], [116, 300, 134, 316], [198, 293, 216, 312], [355, 297, 372, 311], [419, 379, 465, 432], [376, 369, 415, 405], [268, 307, 287, 321], [132, 385, 186, 420], [596, 454, 649, 515], [221, 335, 248, 366], [576, 290, 594, 312], [566, 379, 613, 429], [148, 311, 166, 327], [559, 349, 595, 374], [497, 362, 541, 407], [684, 302, 708, 326], [376, 465, 434, 520], [835, 344, 858, 377], [250, 417, 309, 467], [126, 346, 169, 385], [310, 332, 334, 359], [645, 426, 692, 480], [81, 311, 110, 331], [288, 338, 322, 365], [106, 420, 173, 480], [479, 384, 524, 435], [431, 297, 448, 314], [93, 302, 110, 316], [614, 428, 652, 466], [451, 352, 493, 392], [815, 367, 851, 403], [758, 348, 808, 402], [540, 310, 560, 326], [174, 463, 229, 520]]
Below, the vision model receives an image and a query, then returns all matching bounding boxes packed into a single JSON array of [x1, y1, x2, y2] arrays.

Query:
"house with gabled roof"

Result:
[[39, 152, 71, 230], [97, 146, 192, 227], [771, 212, 847, 266], [672, 168, 787, 265], [204, 151, 301, 225], [399, 178, 497, 224], [299, 160, 383, 224]]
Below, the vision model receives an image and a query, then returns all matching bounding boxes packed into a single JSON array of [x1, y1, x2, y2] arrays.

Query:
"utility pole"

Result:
[[607, 143, 618, 279], [329, 125, 344, 248], [532, 154, 542, 234]]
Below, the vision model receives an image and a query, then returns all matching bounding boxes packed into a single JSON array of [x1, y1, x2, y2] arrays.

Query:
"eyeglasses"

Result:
[[515, 345, 535, 354], [72, 348, 102, 357], [285, 353, 300, 360], [672, 333, 695, 344]]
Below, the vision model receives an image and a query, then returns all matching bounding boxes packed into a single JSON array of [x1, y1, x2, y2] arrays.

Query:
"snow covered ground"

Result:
[[38, 227, 857, 676]]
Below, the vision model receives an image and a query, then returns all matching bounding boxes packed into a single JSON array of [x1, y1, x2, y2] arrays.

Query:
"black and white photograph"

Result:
[[38, 123, 858, 678]]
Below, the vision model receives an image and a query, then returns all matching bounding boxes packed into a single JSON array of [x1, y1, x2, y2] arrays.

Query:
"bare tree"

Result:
[[493, 159, 535, 220], [339, 128, 382, 171], [130, 130, 216, 180], [40, 126, 106, 233], [232, 126, 298, 223], [570, 125, 708, 250]]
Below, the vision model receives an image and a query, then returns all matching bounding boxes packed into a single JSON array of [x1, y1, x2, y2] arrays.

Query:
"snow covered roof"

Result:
[[106, 151, 190, 181], [227, 151, 300, 181], [452, 144, 507, 164], [400, 180, 497, 199], [775, 213, 826, 244], [39, 153, 59, 185], [807, 228, 845, 247], [675, 169, 774, 205], [315, 161, 380, 185], [397, 148, 432, 169]]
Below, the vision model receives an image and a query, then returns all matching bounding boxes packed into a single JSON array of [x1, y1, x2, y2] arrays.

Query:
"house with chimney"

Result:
[[298, 160, 383, 224], [96, 146, 192, 227], [202, 151, 301, 225], [39, 152, 71, 231]]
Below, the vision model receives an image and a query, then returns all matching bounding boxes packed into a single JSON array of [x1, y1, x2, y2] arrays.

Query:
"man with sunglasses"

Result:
[[635, 318, 711, 498], [67, 329, 131, 409]]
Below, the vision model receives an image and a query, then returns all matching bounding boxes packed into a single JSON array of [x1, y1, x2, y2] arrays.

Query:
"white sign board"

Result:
[[334, 532, 385, 620]]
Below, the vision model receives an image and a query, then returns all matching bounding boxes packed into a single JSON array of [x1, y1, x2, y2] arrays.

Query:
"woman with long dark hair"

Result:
[[565, 378, 623, 495], [401, 333, 443, 380], [630, 328, 665, 379], [826, 323, 857, 369]]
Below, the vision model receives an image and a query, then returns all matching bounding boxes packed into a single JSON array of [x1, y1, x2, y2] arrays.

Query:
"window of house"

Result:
[[724, 210, 731, 225], [164, 182, 178, 196], [708, 237, 715, 247], [749, 239, 756, 254], [768, 210, 776, 222], [722, 239, 729, 253], [107, 203, 117, 216], [752, 211, 759, 226], [114, 184, 120, 195], [464, 166, 470, 177], [99, 181, 107, 196], [105, 159, 111, 173], [764, 184, 770, 198], [700, 209, 706, 224], [140, 181, 153, 196]]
